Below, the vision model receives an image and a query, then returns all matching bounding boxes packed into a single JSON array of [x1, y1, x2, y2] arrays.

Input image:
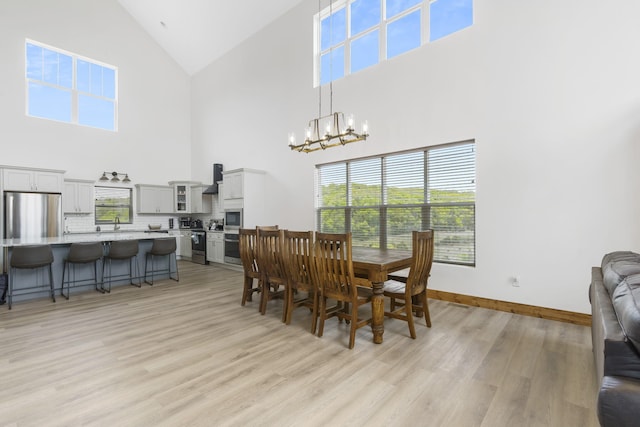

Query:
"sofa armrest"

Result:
[[598, 376, 640, 427], [591, 267, 640, 380]]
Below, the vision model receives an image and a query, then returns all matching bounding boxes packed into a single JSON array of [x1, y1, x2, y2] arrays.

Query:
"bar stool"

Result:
[[144, 237, 179, 285], [102, 240, 140, 293], [61, 242, 104, 299], [8, 245, 55, 310]]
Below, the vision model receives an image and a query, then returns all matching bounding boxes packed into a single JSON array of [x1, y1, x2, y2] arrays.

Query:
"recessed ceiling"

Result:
[[118, 0, 306, 76]]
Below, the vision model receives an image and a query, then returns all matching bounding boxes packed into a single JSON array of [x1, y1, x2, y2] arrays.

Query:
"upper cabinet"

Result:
[[222, 171, 244, 200], [190, 185, 212, 214], [168, 181, 211, 214], [63, 179, 94, 214], [222, 169, 266, 228], [169, 181, 199, 214], [2, 167, 64, 193], [136, 184, 174, 214]]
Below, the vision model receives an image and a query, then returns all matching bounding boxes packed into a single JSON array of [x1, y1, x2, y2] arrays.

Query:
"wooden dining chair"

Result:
[[255, 228, 288, 320], [257, 225, 278, 230], [282, 230, 318, 333], [383, 230, 435, 339], [313, 232, 372, 349], [239, 228, 261, 306]]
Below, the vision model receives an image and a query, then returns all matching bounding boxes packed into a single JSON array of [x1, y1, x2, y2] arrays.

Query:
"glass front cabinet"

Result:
[[170, 181, 199, 214]]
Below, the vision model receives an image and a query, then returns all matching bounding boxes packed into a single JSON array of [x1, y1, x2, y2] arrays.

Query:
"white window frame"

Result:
[[315, 0, 473, 86], [25, 39, 118, 131]]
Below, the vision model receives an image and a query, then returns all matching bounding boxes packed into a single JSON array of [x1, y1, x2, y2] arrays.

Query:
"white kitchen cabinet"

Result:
[[2, 167, 64, 193], [216, 183, 224, 213], [170, 231, 182, 257], [179, 230, 192, 260], [221, 169, 266, 228], [206, 231, 224, 263], [63, 179, 94, 213], [135, 185, 173, 214], [222, 172, 243, 200], [190, 185, 212, 214], [169, 181, 200, 214]]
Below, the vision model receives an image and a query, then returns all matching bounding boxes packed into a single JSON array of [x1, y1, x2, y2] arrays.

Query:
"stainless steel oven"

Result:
[[191, 230, 208, 265], [224, 231, 241, 264]]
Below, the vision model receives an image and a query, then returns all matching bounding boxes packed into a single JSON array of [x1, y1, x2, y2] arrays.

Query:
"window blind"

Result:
[[316, 140, 476, 265]]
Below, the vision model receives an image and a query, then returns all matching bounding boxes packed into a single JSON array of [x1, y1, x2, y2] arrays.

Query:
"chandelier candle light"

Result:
[[288, 0, 369, 153], [288, 113, 369, 153]]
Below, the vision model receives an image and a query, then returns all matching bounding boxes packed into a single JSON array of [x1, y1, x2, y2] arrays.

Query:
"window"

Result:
[[430, 0, 473, 42], [387, 8, 421, 59], [26, 39, 117, 131], [316, 0, 474, 85], [95, 187, 132, 224], [316, 141, 476, 265]]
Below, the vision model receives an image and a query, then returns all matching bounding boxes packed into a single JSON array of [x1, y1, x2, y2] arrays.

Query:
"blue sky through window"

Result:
[[387, 9, 421, 59], [321, 46, 345, 85], [386, 0, 422, 18], [79, 95, 115, 129], [430, 0, 473, 41], [351, 0, 380, 36], [26, 41, 116, 131], [351, 30, 379, 73], [321, 7, 346, 50], [28, 82, 72, 122], [317, 1, 473, 85]]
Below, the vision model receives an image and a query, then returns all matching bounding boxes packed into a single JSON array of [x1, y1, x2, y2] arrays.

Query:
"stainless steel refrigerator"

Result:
[[4, 192, 63, 239]]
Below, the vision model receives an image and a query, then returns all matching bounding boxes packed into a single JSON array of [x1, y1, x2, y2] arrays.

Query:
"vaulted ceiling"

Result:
[[117, 0, 306, 76]]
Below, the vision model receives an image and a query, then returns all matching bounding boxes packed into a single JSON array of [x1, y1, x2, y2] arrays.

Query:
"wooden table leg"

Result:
[[371, 280, 384, 344]]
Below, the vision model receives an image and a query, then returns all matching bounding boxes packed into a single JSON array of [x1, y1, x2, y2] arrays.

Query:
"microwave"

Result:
[[179, 217, 192, 229], [224, 209, 243, 229]]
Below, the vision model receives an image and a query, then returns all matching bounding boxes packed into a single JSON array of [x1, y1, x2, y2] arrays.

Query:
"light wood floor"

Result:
[[0, 261, 599, 427]]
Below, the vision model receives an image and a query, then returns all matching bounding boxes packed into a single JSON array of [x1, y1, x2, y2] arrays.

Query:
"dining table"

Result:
[[351, 246, 413, 344]]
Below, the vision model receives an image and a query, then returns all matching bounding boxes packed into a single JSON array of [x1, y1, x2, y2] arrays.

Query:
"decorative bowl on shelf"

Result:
[[148, 224, 162, 230]]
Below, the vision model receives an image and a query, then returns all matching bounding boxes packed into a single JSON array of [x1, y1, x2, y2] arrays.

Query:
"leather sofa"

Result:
[[590, 251, 640, 426]]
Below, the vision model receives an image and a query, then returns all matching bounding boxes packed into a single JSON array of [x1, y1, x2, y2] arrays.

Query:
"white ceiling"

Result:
[[117, 0, 306, 76]]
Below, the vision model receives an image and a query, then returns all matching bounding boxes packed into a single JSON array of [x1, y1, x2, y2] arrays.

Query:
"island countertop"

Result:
[[1, 232, 180, 304], [0, 231, 177, 248]]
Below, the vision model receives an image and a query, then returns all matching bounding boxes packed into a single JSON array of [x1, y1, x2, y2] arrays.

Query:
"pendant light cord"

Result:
[[318, 0, 322, 119], [329, 0, 333, 115]]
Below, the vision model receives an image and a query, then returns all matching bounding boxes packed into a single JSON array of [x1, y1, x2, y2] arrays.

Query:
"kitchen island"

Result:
[[1, 232, 177, 305]]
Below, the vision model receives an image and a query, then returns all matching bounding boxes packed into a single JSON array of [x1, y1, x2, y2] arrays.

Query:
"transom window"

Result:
[[315, 140, 476, 266], [25, 39, 118, 131], [316, 0, 473, 85], [95, 187, 132, 224]]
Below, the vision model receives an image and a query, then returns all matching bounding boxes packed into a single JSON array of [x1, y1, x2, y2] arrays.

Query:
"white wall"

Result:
[[0, 0, 192, 184], [190, 0, 640, 314]]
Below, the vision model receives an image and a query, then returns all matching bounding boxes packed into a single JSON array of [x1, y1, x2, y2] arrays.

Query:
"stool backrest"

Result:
[[151, 237, 177, 255], [108, 240, 139, 259], [11, 245, 53, 268], [68, 242, 103, 263]]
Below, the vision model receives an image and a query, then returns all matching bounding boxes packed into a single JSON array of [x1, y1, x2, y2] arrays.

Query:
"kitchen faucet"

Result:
[[114, 216, 120, 231]]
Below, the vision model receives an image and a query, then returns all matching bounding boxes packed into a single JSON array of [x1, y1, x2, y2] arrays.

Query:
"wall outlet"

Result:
[[511, 276, 520, 287]]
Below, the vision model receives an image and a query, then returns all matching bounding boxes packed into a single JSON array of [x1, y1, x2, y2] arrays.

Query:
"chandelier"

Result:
[[288, 0, 369, 153]]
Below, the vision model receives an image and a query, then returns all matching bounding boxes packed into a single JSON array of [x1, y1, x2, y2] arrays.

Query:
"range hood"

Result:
[[203, 163, 223, 194]]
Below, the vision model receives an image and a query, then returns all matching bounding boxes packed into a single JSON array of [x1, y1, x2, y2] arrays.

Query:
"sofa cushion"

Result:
[[601, 251, 640, 270], [598, 376, 640, 427], [602, 252, 640, 295], [612, 273, 640, 354]]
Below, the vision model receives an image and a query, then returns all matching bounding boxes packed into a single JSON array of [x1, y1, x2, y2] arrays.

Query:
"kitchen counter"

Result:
[[0, 231, 175, 248], [1, 232, 180, 305]]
